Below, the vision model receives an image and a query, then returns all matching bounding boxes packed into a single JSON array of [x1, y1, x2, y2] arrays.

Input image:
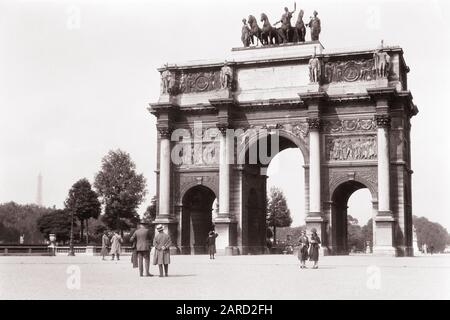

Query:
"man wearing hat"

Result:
[[206, 229, 219, 259], [130, 220, 153, 277], [153, 224, 172, 277]]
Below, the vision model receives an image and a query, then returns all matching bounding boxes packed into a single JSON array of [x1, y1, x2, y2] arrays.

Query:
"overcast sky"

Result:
[[0, 0, 449, 229]]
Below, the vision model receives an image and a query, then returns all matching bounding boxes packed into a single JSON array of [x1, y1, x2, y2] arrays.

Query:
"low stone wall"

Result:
[[0, 245, 134, 256]]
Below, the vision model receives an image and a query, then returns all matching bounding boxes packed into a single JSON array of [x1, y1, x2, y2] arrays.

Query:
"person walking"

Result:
[[101, 230, 110, 261], [206, 230, 219, 259], [130, 228, 138, 269], [153, 224, 171, 277], [130, 221, 153, 277], [297, 230, 309, 269], [110, 231, 123, 261], [309, 228, 321, 269]]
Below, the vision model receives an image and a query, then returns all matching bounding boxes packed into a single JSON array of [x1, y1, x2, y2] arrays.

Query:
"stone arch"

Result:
[[178, 177, 218, 206], [329, 174, 377, 202], [236, 128, 309, 165]]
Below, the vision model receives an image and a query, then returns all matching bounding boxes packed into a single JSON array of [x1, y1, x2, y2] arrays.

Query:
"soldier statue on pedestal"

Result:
[[308, 10, 321, 41]]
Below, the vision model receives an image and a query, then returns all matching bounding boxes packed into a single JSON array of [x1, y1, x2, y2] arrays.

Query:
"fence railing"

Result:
[[0, 245, 134, 256]]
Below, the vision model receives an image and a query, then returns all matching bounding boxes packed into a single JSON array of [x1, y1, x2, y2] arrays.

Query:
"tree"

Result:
[[64, 178, 101, 244], [0, 202, 52, 244], [37, 209, 72, 242], [266, 187, 292, 244], [94, 149, 147, 233], [143, 195, 157, 224], [413, 216, 449, 253], [362, 218, 373, 246]]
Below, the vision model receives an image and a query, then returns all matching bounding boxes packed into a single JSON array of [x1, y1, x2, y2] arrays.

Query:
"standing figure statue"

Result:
[[260, 13, 278, 45], [373, 47, 390, 78], [241, 18, 251, 47], [308, 51, 321, 83], [294, 9, 306, 42], [161, 66, 175, 94], [308, 10, 321, 41], [274, 2, 296, 43], [220, 62, 233, 89], [248, 15, 262, 46]]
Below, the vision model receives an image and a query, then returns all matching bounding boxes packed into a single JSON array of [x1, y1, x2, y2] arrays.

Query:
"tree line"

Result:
[[0, 149, 154, 245]]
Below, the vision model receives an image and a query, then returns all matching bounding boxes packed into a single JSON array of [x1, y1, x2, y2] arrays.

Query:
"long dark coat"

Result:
[[297, 235, 309, 261], [153, 232, 171, 265], [101, 234, 109, 256], [206, 233, 218, 255], [309, 233, 321, 261]]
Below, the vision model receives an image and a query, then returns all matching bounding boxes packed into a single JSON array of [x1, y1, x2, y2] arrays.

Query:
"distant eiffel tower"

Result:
[[36, 173, 43, 207]]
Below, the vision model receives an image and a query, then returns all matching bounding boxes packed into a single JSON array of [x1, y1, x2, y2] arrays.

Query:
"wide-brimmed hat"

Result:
[[156, 224, 164, 232], [208, 231, 215, 236]]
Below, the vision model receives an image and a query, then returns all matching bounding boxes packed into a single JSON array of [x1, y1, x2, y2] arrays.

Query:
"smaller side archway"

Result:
[[330, 180, 374, 255], [181, 185, 216, 254]]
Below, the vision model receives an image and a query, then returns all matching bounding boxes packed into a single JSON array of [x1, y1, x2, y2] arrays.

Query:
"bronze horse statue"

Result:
[[248, 15, 262, 46], [260, 13, 279, 45]]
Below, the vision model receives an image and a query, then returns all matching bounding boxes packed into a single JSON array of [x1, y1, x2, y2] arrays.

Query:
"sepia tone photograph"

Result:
[[0, 0, 449, 304]]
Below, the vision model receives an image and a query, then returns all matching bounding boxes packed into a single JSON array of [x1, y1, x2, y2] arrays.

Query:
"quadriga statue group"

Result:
[[241, 3, 321, 47]]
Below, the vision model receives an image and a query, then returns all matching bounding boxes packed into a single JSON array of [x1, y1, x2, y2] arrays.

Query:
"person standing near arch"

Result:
[[206, 230, 219, 259], [309, 228, 321, 269], [153, 224, 171, 277], [297, 230, 309, 269]]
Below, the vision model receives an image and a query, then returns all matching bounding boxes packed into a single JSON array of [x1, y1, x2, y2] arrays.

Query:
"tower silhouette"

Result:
[[36, 173, 43, 207]]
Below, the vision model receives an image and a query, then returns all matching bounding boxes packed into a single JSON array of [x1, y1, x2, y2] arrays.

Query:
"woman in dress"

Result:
[[153, 224, 171, 277], [309, 228, 321, 269], [297, 230, 309, 269], [100, 230, 110, 261], [110, 231, 123, 261]]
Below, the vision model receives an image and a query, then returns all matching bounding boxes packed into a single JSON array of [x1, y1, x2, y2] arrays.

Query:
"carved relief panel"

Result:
[[326, 135, 377, 161]]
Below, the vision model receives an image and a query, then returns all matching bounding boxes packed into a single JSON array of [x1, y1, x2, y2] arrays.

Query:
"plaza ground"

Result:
[[0, 254, 449, 299]]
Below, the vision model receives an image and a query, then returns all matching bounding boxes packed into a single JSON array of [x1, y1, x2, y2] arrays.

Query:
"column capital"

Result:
[[157, 127, 173, 139], [307, 117, 322, 131], [374, 114, 391, 128]]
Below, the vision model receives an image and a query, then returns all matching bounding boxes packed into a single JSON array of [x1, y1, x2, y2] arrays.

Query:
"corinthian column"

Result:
[[217, 125, 230, 218], [307, 117, 322, 215], [375, 114, 391, 214], [158, 128, 172, 217]]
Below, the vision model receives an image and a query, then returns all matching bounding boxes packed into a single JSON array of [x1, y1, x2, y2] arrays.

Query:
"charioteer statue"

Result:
[[241, 4, 321, 47], [273, 3, 296, 43]]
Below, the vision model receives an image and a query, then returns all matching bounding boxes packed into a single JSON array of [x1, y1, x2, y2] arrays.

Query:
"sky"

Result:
[[0, 0, 449, 229]]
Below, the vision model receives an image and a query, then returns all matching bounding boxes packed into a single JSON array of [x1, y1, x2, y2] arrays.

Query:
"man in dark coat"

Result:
[[206, 230, 219, 259], [130, 221, 153, 277], [153, 224, 171, 277]]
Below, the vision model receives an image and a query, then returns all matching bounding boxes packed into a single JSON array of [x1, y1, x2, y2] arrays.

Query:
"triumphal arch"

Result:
[[149, 14, 418, 256]]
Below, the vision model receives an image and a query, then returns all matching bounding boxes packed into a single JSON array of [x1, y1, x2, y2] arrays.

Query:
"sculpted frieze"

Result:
[[324, 59, 375, 83], [326, 135, 377, 161], [322, 118, 377, 133]]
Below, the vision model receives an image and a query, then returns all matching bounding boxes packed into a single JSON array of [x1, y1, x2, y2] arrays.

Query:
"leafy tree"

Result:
[[37, 209, 72, 242], [413, 216, 449, 253], [266, 187, 292, 244], [0, 202, 52, 243], [362, 218, 373, 246], [94, 149, 147, 234], [142, 195, 157, 224], [64, 178, 101, 244]]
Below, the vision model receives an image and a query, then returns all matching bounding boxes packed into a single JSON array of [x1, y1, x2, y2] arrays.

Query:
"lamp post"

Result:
[[68, 210, 75, 256]]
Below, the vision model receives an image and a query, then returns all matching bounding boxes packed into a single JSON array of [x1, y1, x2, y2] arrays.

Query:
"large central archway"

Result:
[[238, 131, 307, 254]]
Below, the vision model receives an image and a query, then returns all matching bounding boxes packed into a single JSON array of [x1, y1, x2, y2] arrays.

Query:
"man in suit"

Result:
[[130, 220, 153, 277]]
